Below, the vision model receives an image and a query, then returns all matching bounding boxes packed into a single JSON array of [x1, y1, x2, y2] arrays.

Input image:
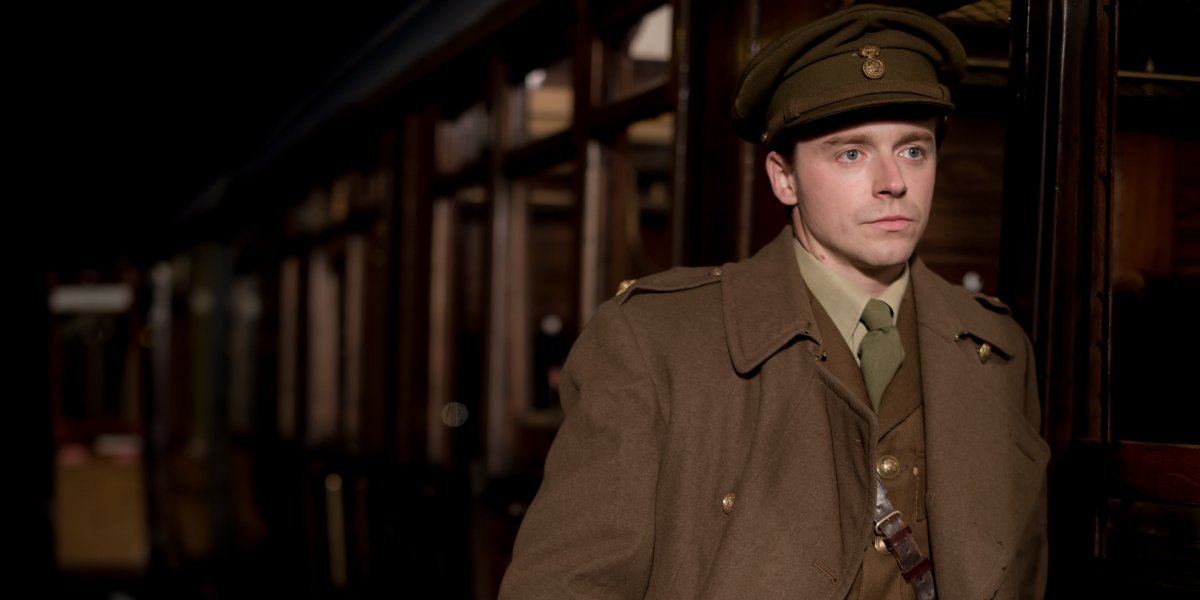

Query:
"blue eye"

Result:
[[842, 149, 861, 161], [903, 147, 924, 158]]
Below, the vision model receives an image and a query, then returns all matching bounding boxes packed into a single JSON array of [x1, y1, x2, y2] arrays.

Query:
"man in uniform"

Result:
[[500, 4, 1049, 599]]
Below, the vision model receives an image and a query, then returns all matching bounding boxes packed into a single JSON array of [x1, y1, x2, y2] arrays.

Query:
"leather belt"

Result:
[[873, 473, 936, 600]]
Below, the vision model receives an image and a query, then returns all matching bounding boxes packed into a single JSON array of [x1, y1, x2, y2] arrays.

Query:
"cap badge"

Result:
[[858, 45, 885, 79]]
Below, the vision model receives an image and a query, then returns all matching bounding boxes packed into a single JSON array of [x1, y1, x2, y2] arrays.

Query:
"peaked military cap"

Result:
[[732, 3, 967, 146]]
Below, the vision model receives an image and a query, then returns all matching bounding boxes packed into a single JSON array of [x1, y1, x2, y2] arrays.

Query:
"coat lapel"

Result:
[[912, 260, 1049, 598]]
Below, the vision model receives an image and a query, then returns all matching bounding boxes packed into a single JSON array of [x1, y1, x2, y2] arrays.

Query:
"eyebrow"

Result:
[[820, 134, 870, 148], [819, 129, 935, 148], [897, 130, 935, 145]]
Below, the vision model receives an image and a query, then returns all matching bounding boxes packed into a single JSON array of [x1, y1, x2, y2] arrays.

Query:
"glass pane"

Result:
[[435, 100, 490, 176], [604, 4, 673, 101], [610, 112, 675, 286], [936, 1, 1011, 86], [306, 246, 341, 447], [277, 256, 300, 440], [1108, 1, 1200, 446], [1109, 135, 1200, 445], [917, 115, 1005, 296], [513, 57, 573, 146], [521, 161, 577, 415], [52, 309, 135, 428], [228, 275, 262, 435], [453, 186, 488, 464], [911, 6, 1011, 295]]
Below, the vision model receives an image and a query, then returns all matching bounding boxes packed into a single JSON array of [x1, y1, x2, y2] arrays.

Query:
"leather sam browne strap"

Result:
[[873, 473, 936, 599]]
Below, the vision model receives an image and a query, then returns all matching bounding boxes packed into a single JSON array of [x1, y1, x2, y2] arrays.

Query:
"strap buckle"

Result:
[[873, 509, 903, 535]]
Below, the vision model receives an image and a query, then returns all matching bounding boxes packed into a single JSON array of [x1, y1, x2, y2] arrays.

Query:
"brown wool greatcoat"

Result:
[[499, 227, 1050, 599]]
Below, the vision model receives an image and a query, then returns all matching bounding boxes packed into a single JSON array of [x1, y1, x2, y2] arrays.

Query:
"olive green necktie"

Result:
[[858, 298, 905, 412]]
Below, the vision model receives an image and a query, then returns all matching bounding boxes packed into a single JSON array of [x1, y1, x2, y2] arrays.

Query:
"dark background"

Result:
[[18, 5, 407, 272], [15, 9, 406, 587]]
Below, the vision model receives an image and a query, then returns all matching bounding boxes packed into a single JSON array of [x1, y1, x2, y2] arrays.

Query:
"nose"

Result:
[[874, 157, 907, 198]]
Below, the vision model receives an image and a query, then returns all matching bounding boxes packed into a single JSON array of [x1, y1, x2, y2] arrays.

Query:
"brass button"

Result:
[[616, 279, 636, 295], [873, 535, 890, 554], [709, 266, 723, 277], [721, 492, 736, 514], [978, 342, 992, 364], [876, 455, 901, 479]]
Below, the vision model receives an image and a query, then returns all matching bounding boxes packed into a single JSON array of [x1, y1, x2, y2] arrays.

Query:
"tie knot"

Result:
[[861, 298, 894, 331]]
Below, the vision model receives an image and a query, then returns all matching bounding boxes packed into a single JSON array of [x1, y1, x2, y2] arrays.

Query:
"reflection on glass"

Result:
[[605, 5, 673, 101], [514, 57, 573, 145]]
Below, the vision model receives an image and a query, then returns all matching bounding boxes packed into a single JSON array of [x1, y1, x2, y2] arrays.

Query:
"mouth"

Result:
[[867, 216, 913, 232]]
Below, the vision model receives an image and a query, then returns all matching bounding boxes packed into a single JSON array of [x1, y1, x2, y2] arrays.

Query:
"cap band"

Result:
[[764, 82, 950, 141]]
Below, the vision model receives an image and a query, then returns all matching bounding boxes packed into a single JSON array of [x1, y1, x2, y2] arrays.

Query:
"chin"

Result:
[[862, 246, 916, 269]]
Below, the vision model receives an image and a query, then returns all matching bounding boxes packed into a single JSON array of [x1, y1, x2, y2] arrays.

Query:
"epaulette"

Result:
[[614, 265, 725, 304], [972, 291, 1012, 315], [959, 291, 1019, 362]]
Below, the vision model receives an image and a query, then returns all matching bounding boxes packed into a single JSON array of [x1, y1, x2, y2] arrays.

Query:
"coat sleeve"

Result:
[[499, 301, 664, 599]]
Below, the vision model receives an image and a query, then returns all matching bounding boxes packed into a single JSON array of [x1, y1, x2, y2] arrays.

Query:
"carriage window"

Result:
[[607, 112, 676, 290], [602, 4, 673, 102], [513, 56, 574, 146], [1109, 1, 1200, 445], [513, 160, 577, 460], [228, 275, 262, 436], [48, 282, 138, 440], [428, 186, 489, 466], [907, 5, 1012, 297], [436, 100, 490, 178]]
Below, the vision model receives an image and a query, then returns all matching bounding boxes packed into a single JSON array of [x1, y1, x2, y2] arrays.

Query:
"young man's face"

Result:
[[766, 118, 939, 290]]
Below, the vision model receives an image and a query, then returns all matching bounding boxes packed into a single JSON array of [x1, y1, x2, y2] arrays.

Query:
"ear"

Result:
[[765, 151, 798, 207]]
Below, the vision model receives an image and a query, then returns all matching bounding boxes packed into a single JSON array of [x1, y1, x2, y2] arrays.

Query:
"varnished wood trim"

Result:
[[1109, 441, 1200, 506]]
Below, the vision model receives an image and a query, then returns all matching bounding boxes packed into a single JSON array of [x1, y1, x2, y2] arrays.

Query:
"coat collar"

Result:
[[722, 227, 821, 375], [722, 226, 1024, 373]]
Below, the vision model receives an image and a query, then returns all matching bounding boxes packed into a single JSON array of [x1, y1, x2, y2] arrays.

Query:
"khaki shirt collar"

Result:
[[792, 237, 909, 361]]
